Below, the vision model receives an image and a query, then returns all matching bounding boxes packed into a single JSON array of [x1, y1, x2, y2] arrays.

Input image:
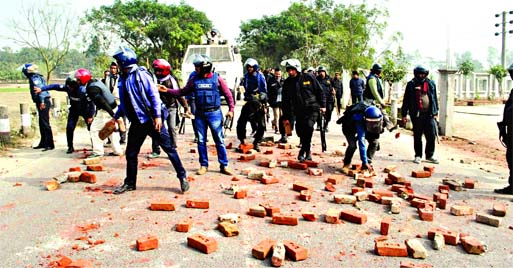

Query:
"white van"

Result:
[[181, 44, 243, 104]]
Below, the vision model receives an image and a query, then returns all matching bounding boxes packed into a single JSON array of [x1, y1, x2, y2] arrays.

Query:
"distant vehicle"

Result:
[[181, 35, 243, 104]]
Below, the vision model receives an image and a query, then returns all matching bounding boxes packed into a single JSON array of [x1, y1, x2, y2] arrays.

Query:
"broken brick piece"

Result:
[[301, 212, 317, 221], [381, 217, 391, 235], [427, 228, 460, 245], [423, 166, 435, 173], [69, 167, 81, 172], [327, 175, 344, 185], [325, 182, 336, 192], [186, 199, 210, 209], [261, 204, 280, 217], [272, 215, 298, 226], [67, 171, 81, 182], [340, 209, 367, 224], [411, 170, 431, 178], [217, 221, 239, 237], [299, 190, 312, 201], [289, 161, 308, 170], [66, 259, 93, 268], [45, 180, 60, 191], [56, 256, 73, 267], [261, 177, 279, 184], [136, 236, 158, 251], [283, 240, 308, 261], [187, 234, 218, 254], [383, 165, 397, 173], [388, 172, 405, 184], [238, 143, 254, 154], [325, 208, 341, 224], [463, 178, 475, 189], [239, 154, 256, 161], [400, 261, 433, 268], [86, 164, 104, 171], [252, 239, 276, 260], [450, 205, 474, 216], [149, 201, 176, 211], [492, 203, 506, 217], [248, 206, 266, 217], [234, 189, 247, 199], [293, 182, 313, 192], [308, 168, 323, 176], [79, 172, 97, 184], [461, 236, 486, 255], [175, 218, 193, 232], [372, 189, 394, 198], [374, 241, 408, 257], [418, 208, 434, 222]]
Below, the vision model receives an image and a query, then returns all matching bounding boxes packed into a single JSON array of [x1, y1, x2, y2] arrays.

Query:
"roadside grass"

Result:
[[0, 88, 27, 93]]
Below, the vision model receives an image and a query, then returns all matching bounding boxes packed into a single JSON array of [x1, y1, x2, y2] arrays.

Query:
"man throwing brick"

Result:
[[495, 63, 513, 195], [111, 46, 189, 194]]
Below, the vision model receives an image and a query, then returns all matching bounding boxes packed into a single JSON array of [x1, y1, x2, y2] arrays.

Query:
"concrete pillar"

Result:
[[390, 99, 398, 125], [438, 69, 458, 136], [51, 97, 60, 118], [19, 103, 31, 137], [0, 105, 10, 144]]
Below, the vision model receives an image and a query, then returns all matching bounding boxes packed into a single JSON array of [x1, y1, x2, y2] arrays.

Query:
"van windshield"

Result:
[[185, 47, 232, 63]]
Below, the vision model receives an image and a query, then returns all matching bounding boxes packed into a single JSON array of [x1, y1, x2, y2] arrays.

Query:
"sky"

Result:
[[1, 0, 512, 68]]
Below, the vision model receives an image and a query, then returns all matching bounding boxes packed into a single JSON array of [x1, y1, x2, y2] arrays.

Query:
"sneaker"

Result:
[[341, 164, 350, 174], [305, 153, 312, 161], [220, 166, 234, 175], [278, 136, 287, 143], [413, 156, 421, 164], [180, 179, 190, 193], [147, 152, 160, 159], [425, 157, 439, 164], [196, 166, 208, 175], [298, 155, 306, 162], [494, 185, 513, 195], [66, 147, 74, 154], [113, 183, 136, 195]]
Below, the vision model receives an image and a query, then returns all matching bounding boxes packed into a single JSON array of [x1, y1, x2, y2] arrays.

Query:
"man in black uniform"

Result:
[[281, 59, 326, 161], [316, 66, 335, 132], [495, 63, 513, 195]]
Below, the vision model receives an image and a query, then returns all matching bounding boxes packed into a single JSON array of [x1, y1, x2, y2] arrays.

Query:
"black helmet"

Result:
[[192, 54, 213, 76], [371, 63, 382, 73], [413, 65, 429, 76]]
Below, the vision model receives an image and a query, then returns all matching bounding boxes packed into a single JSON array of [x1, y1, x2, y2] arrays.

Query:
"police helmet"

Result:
[[371, 63, 382, 73], [74, 68, 92, 85], [364, 106, 382, 119], [113, 46, 138, 68], [281, 59, 302, 72], [413, 65, 429, 76], [21, 63, 38, 77], [306, 67, 315, 72], [244, 58, 259, 71], [317, 66, 327, 73], [508, 63, 513, 77], [65, 75, 79, 89], [192, 54, 213, 75], [152, 59, 171, 77]]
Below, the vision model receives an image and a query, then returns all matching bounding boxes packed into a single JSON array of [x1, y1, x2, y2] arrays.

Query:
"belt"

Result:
[[201, 107, 220, 112]]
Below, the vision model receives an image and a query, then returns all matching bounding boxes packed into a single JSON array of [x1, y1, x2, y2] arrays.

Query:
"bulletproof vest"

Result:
[[363, 74, 383, 100], [88, 80, 117, 109], [194, 73, 220, 110]]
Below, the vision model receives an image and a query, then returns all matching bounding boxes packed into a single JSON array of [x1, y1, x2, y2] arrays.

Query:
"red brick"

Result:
[[277, 143, 291, 149], [149, 201, 176, 211], [351, 186, 364, 194], [440, 189, 450, 198], [263, 149, 273, 154], [175, 218, 193, 232], [463, 178, 475, 189], [190, 148, 197, 153], [383, 165, 397, 173], [381, 217, 391, 235], [289, 161, 308, 170], [187, 234, 218, 254], [388, 172, 405, 183], [325, 182, 336, 192], [261, 177, 279, 184], [86, 164, 104, 171], [69, 167, 81, 172], [283, 240, 308, 261], [408, 193, 432, 202], [432, 193, 447, 202], [259, 161, 270, 167], [234, 189, 247, 199], [369, 194, 382, 203], [136, 235, 158, 251], [272, 215, 298, 226], [437, 194, 447, 210], [374, 241, 408, 257], [327, 175, 344, 185], [67, 172, 81, 182], [493, 203, 506, 217], [248, 206, 266, 217], [384, 177, 394, 185], [423, 165, 435, 173], [261, 204, 280, 217], [56, 256, 72, 267], [252, 239, 276, 259], [66, 259, 93, 268], [79, 172, 97, 184], [238, 143, 254, 154], [185, 199, 210, 209], [238, 154, 256, 161], [461, 236, 486, 254], [351, 163, 362, 170], [303, 160, 319, 167], [325, 208, 341, 224], [438, 185, 450, 192], [301, 212, 317, 221], [340, 209, 367, 224], [372, 189, 394, 197], [411, 170, 431, 178], [450, 205, 474, 216], [418, 208, 434, 221], [427, 228, 460, 245], [364, 178, 376, 188], [299, 190, 312, 201], [308, 168, 323, 176], [400, 261, 433, 268], [293, 182, 313, 192]]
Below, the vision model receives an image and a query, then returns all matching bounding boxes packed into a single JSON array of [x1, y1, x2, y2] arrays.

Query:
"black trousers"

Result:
[[296, 111, 319, 155], [66, 105, 91, 149], [411, 113, 436, 159], [36, 98, 54, 148], [237, 101, 265, 145]]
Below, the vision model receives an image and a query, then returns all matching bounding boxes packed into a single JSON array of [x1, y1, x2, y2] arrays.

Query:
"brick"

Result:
[[79, 172, 97, 184], [461, 236, 486, 255], [334, 194, 356, 204], [303, 160, 319, 167], [326, 175, 344, 185], [440, 189, 450, 198], [289, 161, 308, 170], [340, 209, 367, 224], [252, 239, 276, 259], [463, 178, 475, 189], [381, 217, 391, 235], [347, 169, 357, 177], [301, 211, 317, 221], [248, 170, 265, 180], [217, 221, 239, 237], [234, 189, 247, 199], [325, 208, 341, 224], [427, 228, 460, 245], [248, 206, 266, 217], [388, 172, 405, 183], [299, 190, 312, 201], [381, 196, 394, 205], [67, 171, 81, 182], [411, 170, 431, 178], [308, 168, 323, 176], [475, 213, 502, 227], [45, 180, 60, 191], [432, 193, 447, 202], [218, 213, 241, 224], [410, 198, 428, 208], [261, 177, 279, 184], [292, 182, 313, 192], [238, 143, 254, 154], [351, 187, 364, 194], [272, 215, 298, 226], [374, 241, 408, 257], [390, 200, 401, 214], [423, 165, 435, 173], [187, 234, 218, 254], [400, 261, 433, 268], [432, 233, 445, 250], [356, 177, 375, 188], [149, 201, 176, 211], [418, 208, 434, 222], [325, 182, 336, 192], [450, 205, 474, 216], [190, 148, 196, 153], [408, 193, 432, 202], [354, 191, 368, 201], [492, 203, 506, 217], [69, 167, 81, 172], [277, 143, 291, 149], [175, 218, 193, 232], [436, 194, 447, 210], [271, 242, 286, 267], [136, 235, 158, 251], [372, 189, 394, 198], [384, 177, 394, 185], [86, 164, 104, 171], [351, 163, 362, 170], [406, 239, 427, 259], [259, 161, 270, 167], [239, 154, 256, 161], [383, 165, 397, 173], [186, 199, 210, 209], [83, 157, 101, 165], [66, 259, 93, 268], [56, 256, 72, 267], [369, 194, 382, 203], [241, 167, 255, 175], [283, 240, 308, 261], [264, 149, 273, 155], [443, 179, 462, 191], [262, 204, 280, 217], [438, 184, 450, 192]]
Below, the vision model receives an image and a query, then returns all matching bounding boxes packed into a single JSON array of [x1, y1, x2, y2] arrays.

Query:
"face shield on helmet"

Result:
[[413, 66, 429, 81], [21, 63, 39, 77], [244, 58, 259, 71], [192, 54, 213, 76], [112, 46, 138, 69], [281, 59, 302, 73], [65, 75, 79, 90], [152, 59, 171, 77], [74, 68, 92, 86]]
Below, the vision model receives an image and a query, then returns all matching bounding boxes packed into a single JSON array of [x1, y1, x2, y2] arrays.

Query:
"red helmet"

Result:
[[152, 59, 171, 76], [74, 68, 92, 85]]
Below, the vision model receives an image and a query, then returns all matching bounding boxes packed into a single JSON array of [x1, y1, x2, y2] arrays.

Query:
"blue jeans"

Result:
[[124, 120, 186, 187], [195, 108, 229, 168], [343, 121, 368, 165]]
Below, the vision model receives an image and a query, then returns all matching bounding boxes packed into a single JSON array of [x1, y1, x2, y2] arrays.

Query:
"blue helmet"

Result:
[[113, 46, 138, 68], [365, 106, 382, 119], [21, 63, 38, 77]]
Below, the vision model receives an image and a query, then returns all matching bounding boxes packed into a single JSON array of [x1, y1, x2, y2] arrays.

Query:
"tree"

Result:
[[489, 64, 508, 98], [84, 0, 212, 69], [6, 2, 77, 82], [382, 48, 408, 102], [455, 51, 483, 72], [458, 59, 475, 76]]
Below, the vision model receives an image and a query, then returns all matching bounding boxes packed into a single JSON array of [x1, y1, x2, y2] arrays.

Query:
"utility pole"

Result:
[[495, 11, 513, 68]]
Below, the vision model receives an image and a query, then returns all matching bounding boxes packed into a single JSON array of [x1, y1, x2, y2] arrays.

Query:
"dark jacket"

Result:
[[42, 84, 95, 118], [316, 75, 334, 103], [363, 73, 383, 100], [333, 78, 343, 96], [401, 78, 438, 118], [283, 72, 326, 115], [267, 74, 283, 107], [28, 73, 50, 104]]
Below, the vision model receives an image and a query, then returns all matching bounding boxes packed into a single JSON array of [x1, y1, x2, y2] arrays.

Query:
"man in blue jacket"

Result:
[[22, 63, 54, 151], [111, 47, 189, 195]]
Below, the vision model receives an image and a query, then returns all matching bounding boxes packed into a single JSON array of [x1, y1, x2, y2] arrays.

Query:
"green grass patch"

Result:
[[0, 88, 28, 93]]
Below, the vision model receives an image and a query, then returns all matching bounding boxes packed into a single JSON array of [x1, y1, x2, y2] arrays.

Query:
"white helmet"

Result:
[[281, 58, 302, 72], [244, 58, 259, 69]]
